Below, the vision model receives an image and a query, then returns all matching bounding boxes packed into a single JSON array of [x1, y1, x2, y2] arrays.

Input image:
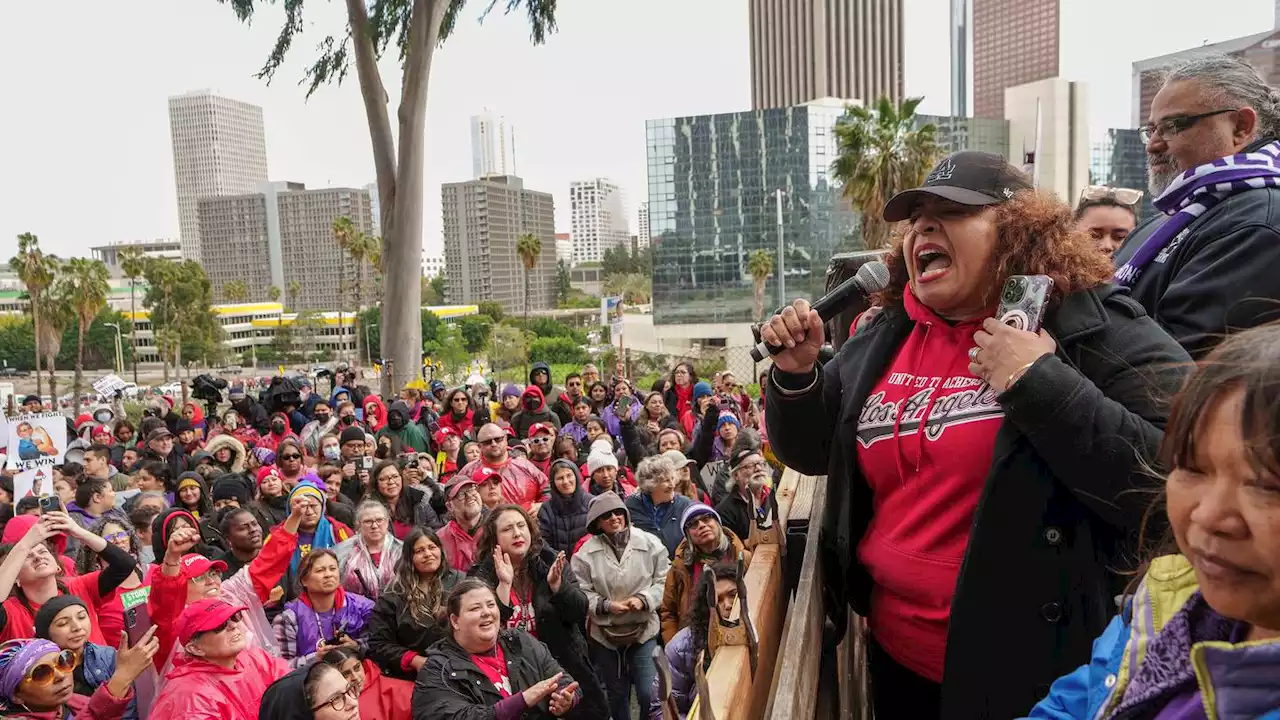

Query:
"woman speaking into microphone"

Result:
[[762, 151, 1190, 719]]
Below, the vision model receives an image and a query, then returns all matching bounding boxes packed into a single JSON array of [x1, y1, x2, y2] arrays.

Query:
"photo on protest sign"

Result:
[[601, 296, 624, 337], [6, 412, 66, 501]]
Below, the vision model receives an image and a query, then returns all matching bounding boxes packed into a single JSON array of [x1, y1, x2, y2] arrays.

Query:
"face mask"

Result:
[[315, 413, 331, 424], [341, 415, 356, 426], [523, 397, 539, 411], [323, 446, 341, 461], [225, 418, 239, 430], [388, 414, 405, 430], [271, 421, 286, 434]]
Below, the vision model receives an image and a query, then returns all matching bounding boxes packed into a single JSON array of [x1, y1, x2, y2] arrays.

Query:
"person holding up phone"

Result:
[[761, 151, 1192, 719]]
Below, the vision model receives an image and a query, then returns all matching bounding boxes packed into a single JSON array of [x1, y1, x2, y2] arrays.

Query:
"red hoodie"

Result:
[[363, 396, 388, 433], [854, 288, 1004, 683]]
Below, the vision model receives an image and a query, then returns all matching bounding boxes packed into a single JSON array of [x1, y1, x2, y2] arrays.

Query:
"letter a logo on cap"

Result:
[[926, 158, 955, 184]]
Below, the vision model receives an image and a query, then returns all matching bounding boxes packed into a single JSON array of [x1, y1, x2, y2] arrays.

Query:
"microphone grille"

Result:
[[856, 260, 891, 293]]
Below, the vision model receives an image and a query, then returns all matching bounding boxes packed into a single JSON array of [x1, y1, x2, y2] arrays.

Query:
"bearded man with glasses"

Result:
[[456, 424, 551, 514], [1115, 54, 1280, 356]]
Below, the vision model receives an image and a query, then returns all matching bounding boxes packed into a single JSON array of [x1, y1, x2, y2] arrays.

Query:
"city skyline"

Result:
[[2, 0, 1274, 265]]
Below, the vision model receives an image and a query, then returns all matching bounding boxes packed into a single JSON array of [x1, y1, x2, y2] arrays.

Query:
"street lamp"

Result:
[[365, 324, 378, 367], [775, 188, 787, 309], [103, 323, 124, 375]]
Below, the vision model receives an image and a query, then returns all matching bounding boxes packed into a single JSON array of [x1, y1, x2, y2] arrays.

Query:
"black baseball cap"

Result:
[[882, 151, 1033, 222]]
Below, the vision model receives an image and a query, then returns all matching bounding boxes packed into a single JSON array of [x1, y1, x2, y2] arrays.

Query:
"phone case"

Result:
[[996, 275, 1054, 333]]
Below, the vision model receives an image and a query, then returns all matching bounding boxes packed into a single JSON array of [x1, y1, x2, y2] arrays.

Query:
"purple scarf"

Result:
[[0, 639, 59, 704], [1115, 141, 1280, 288], [289, 591, 375, 656]]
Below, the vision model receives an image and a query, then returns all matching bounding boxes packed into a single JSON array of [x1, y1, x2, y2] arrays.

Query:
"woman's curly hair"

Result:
[[876, 190, 1115, 311]]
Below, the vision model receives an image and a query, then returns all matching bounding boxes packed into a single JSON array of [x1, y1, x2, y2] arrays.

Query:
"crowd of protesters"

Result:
[[4, 53, 1280, 720]]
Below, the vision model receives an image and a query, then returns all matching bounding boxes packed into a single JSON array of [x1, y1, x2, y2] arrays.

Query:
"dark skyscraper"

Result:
[[971, 0, 1060, 119]]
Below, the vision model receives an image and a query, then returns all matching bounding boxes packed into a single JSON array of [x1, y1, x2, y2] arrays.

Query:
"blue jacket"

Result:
[[81, 642, 139, 720], [648, 625, 695, 719], [1024, 555, 1280, 720], [626, 492, 693, 560]]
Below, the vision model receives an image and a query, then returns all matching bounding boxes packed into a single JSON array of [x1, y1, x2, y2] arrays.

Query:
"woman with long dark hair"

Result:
[[469, 506, 608, 717], [76, 516, 148, 648], [437, 389, 475, 438], [662, 363, 698, 421], [366, 527, 464, 680], [648, 563, 739, 719], [362, 461, 439, 540]]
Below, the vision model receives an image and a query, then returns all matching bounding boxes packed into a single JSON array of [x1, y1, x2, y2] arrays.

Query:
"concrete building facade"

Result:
[[442, 175, 557, 314], [748, 0, 903, 109], [972, 0, 1059, 120], [89, 239, 183, 278], [1004, 77, 1089, 203], [470, 110, 516, 179], [198, 183, 375, 311], [569, 179, 630, 266], [168, 90, 269, 261]]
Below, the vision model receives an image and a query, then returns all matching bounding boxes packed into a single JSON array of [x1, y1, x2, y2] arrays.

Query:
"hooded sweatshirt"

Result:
[[362, 396, 388, 433], [258, 412, 299, 453], [377, 400, 429, 452], [511, 385, 562, 440], [528, 361, 556, 399], [150, 646, 289, 719], [537, 459, 592, 555], [854, 288, 1004, 684]]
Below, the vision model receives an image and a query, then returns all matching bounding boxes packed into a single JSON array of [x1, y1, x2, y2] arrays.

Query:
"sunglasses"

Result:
[[1078, 185, 1143, 207], [601, 509, 627, 521], [103, 532, 130, 544], [22, 649, 78, 686], [278, 453, 302, 461], [528, 437, 551, 445], [194, 611, 245, 639], [479, 437, 506, 447]]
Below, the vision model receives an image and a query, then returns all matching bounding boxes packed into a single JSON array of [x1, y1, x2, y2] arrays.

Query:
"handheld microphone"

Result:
[[750, 260, 890, 362]]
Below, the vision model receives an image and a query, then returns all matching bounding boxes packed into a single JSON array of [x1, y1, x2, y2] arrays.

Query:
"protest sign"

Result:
[[7, 412, 66, 500]]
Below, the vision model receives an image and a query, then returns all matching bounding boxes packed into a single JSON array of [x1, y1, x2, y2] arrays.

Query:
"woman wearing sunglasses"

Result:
[[75, 517, 147, 649], [0, 627, 158, 720], [34, 596, 146, 719], [261, 660, 362, 720], [1075, 185, 1142, 259]]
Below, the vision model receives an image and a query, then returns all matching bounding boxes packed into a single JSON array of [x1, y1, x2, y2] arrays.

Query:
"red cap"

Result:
[[471, 466, 500, 484], [179, 553, 228, 580], [446, 476, 479, 500], [75, 414, 93, 430], [528, 422, 555, 437], [256, 466, 281, 487], [432, 426, 458, 445], [502, 424, 517, 438], [176, 597, 248, 645]]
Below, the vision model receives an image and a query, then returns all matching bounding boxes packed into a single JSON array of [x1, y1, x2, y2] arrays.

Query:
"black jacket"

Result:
[[367, 568, 465, 680], [231, 397, 270, 436], [1113, 136, 1280, 357], [537, 461, 592, 555], [412, 630, 584, 720], [766, 284, 1190, 719], [469, 545, 608, 717]]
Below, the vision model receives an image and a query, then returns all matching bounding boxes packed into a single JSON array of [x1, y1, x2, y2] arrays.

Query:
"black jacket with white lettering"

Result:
[[766, 283, 1190, 719], [1114, 136, 1280, 357]]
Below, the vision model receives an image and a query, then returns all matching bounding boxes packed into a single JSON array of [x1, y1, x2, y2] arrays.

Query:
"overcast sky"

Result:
[[2, 0, 1274, 262]]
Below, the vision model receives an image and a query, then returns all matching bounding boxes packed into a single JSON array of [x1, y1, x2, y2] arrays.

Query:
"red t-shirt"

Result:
[[0, 572, 109, 645], [854, 289, 1003, 683], [472, 645, 511, 697]]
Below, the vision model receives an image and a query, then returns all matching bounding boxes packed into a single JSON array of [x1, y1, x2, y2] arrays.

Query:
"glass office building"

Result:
[[646, 99, 858, 325], [1090, 129, 1154, 220], [917, 115, 1010, 158]]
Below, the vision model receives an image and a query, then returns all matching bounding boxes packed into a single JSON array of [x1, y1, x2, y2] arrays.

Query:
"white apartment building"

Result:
[[569, 179, 629, 266], [636, 202, 650, 249], [365, 182, 383, 236], [470, 110, 516, 179], [168, 90, 270, 262], [423, 254, 445, 278]]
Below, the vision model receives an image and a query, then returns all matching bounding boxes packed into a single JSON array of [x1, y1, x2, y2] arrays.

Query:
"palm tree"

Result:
[[333, 217, 361, 362], [604, 272, 652, 305], [59, 259, 110, 410], [831, 96, 940, 250], [223, 279, 249, 304], [118, 246, 146, 385], [746, 249, 774, 320], [9, 233, 58, 397], [287, 279, 302, 310], [38, 288, 70, 411], [516, 233, 542, 326]]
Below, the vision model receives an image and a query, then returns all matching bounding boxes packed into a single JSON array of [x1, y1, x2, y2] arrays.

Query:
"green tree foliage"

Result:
[[516, 233, 541, 325], [430, 273, 447, 305], [457, 316, 492, 354], [421, 273, 442, 305], [357, 306, 442, 358], [9, 233, 60, 397], [555, 260, 571, 306], [746, 249, 774, 321], [118, 246, 147, 384], [0, 311, 134, 376], [831, 96, 939, 249], [488, 323, 528, 372], [602, 244, 652, 277], [223, 279, 249, 304], [142, 260, 223, 387], [58, 258, 111, 406], [527, 337, 588, 365], [523, 317, 586, 344], [477, 300, 505, 324], [603, 273, 652, 305]]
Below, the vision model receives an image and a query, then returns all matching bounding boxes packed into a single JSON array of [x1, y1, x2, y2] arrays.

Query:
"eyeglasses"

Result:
[[22, 649, 78, 686], [567, 381, 582, 387], [359, 517, 389, 527], [528, 437, 551, 445], [1079, 185, 1144, 207], [452, 486, 480, 500], [452, 397, 468, 404], [194, 611, 244, 639], [1139, 108, 1239, 143], [686, 515, 718, 531], [192, 569, 222, 584], [103, 532, 130, 544], [278, 453, 302, 461], [479, 436, 506, 447], [736, 460, 769, 475], [312, 682, 359, 712]]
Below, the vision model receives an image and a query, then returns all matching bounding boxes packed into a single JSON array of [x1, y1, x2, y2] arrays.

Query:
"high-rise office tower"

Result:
[[971, 0, 1060, 119], [198, 182, 374, 311], [636, 202, 651, 250], [951, 0, 968, 116], [470, 110, 516, 179], [442, 175, 557, 313], [569, 179, 630, 266], [168, 90, 270, 261], [748, 0, 903, 110]]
